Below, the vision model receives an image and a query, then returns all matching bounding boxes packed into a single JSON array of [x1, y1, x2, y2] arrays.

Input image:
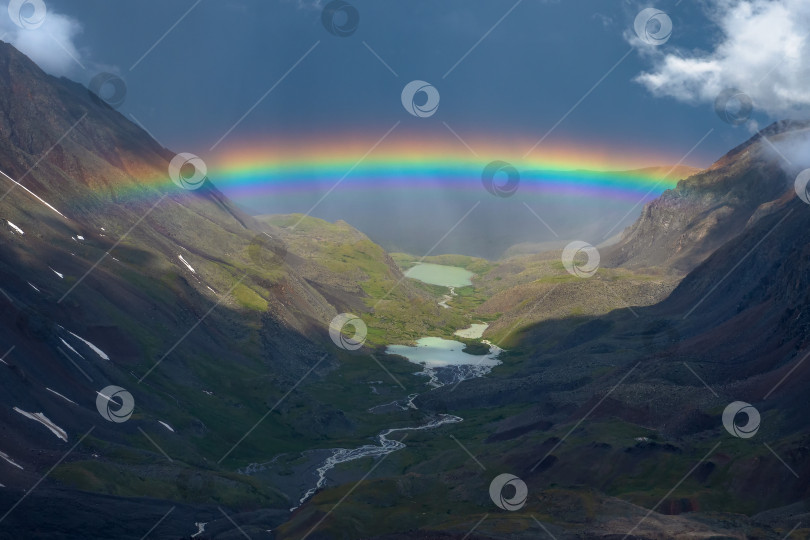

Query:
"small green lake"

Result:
[[386, 337, 501, 368], [404, 263, 473, 287]]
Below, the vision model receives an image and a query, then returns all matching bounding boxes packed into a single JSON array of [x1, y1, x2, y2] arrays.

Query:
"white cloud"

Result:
[[768, 125, 810, 174], [633, 0, 810, 118], [0, 1, 86, 76]]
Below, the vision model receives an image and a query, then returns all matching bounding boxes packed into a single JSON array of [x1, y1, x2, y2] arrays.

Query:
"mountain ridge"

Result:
[[603, 121, 809, 274], [0, 40, 432, 537], [2, 37, 809, 539], [0, 40, 510, 538]]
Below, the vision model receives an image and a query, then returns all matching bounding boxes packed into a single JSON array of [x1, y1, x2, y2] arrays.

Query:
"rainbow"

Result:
[[203, 135, 696, 203]]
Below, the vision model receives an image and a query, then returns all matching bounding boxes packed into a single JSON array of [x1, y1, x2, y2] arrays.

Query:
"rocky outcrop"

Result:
[[604, 121, 810, 274]]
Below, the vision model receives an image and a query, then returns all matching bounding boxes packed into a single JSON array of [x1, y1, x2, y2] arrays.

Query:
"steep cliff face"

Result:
[[656, 194, 810, 394], [0, 39, 352, 337], [605, 121, 810, 274]]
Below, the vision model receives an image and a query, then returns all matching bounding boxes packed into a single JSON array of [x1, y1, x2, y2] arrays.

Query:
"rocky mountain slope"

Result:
[[471, 249, 680, 346], [307, 121, 810, 539], [0, 41, 433, 538], [604, 122, 809, 274]]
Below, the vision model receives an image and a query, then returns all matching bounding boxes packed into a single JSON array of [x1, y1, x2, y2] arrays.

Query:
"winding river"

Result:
[[295, 414, 463, 508], [259, 264, 499, 511], [287, 335, 501, 510]]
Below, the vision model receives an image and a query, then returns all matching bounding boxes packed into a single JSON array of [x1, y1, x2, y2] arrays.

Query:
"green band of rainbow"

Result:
[[204, 137, 690, 202]]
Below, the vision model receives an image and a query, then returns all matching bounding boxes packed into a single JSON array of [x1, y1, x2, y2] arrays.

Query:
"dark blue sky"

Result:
[[36, 0, 773, 168]]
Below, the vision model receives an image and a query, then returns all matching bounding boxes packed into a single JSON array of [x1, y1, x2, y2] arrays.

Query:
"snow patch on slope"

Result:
[[191, 523, 207, 538], [178, 255, 196, 273], [0, 450, 23, 470], [13, 408, 68, 442], [68, 331, 110, 361], [0, 168, 67, 219]]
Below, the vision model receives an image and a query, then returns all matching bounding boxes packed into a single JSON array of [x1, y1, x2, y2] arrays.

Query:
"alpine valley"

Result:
[[0, 39, 809, 540]]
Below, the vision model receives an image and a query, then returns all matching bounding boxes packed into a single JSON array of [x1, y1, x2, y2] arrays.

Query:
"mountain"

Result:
[[470, 248, 681, 346], [0, 41, 442, 538], [3, 35, 809, 539], [604, 122, 809, 273], [478, 125, 806, 345], [315, 121, 809, 539]]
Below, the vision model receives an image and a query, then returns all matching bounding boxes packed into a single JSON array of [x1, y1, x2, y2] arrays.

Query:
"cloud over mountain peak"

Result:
[[635, 0, 810, 118]]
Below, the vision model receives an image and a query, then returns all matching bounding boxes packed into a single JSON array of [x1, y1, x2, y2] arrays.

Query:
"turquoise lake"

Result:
[[386, 337, 501, 368], [403, 263, 473, 287]]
